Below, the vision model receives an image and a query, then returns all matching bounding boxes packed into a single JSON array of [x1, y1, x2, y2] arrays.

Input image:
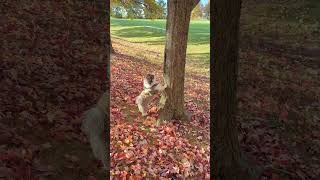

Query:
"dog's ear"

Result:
[[151, 73, 157, 81], [146, 74, 155, 83]]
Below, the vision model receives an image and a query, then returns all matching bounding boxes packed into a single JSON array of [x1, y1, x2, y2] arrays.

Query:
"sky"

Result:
[[200, 0, 209, 5]]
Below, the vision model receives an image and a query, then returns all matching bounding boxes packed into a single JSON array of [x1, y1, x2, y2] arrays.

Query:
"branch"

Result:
[[191, 0, 200, 10], [119, 0, 158, 15]]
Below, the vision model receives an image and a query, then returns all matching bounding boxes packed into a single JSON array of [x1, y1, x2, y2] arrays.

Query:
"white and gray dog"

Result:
[[81, 92, 108, 170], [81, 51, 113, 170], [135, 74, 166, 116]]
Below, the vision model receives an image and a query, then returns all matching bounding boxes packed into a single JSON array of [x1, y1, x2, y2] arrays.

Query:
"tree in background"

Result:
[[111, 0, 164, 19], [199, 3, 205, 18], [111, 5, 126, 18], [126, 2, 145, 19], [204, 0, 210, 19], [143, 0, 164, 19], [191, 3, 203, 19], [157, 0, 167, 19], [159, 0, 200, 121]]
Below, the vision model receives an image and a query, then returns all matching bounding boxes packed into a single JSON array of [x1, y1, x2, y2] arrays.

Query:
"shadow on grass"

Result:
[[113, 26, 209, 45], [111, 18, 166, 28], [113, 26, 165, 39], [188, 52, 210, 59]]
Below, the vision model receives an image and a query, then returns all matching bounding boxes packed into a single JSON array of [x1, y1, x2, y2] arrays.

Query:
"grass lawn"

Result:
[[111, 18, 210, 76]]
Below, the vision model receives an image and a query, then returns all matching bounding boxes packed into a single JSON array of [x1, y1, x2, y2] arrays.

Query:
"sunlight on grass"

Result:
[[111, 18, 210, 77]]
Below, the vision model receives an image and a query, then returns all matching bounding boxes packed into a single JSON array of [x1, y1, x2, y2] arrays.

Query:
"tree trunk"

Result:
[[159, 0, 199, 121], [211, 0, 259, 179]]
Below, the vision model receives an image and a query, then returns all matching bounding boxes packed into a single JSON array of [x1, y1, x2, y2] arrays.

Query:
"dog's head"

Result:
[[146, 74, 155, 85]]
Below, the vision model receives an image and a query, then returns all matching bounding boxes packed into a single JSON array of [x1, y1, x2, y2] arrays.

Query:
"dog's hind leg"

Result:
[[136, 95, 147, 116]]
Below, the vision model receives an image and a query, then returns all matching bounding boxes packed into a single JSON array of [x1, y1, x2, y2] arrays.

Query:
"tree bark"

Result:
[[159, 0, 199, 121], [211, 0, 259, 179]]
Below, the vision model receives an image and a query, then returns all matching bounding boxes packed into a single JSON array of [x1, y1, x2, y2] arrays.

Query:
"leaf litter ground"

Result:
[[110, 52, 210, 179]]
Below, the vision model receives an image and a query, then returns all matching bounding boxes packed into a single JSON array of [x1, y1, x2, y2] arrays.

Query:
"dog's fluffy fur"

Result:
[[81, 92, 108, 169], [135, 74, 166, 116]]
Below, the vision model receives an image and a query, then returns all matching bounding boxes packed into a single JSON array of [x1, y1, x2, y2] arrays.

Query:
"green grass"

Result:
[[111, 18, 210, 76]]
